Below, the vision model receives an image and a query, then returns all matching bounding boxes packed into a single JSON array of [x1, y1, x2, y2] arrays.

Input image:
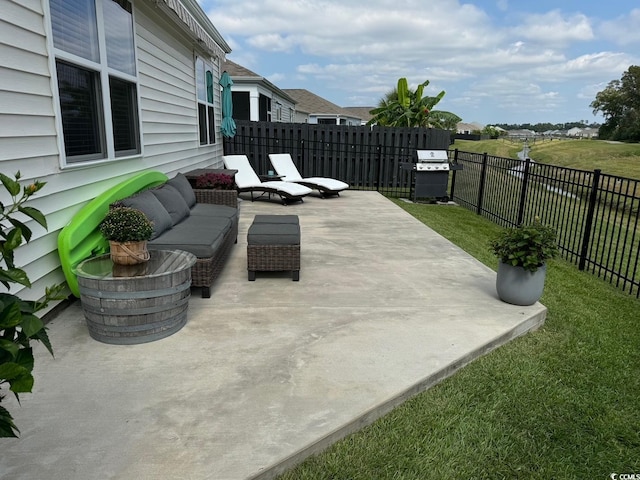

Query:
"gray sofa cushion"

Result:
[[190, 203, 238, 223], [151, 184, 190, 226], [118, 190, 172, 240], [149, 216, 232, 258], [167, 173, 197, 208]]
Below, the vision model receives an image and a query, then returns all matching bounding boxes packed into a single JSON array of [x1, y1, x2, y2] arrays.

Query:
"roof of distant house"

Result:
[[456, 122, 485, 132], [222, 59, 259, 77], [343, 106, 375, 122], [222, 59, 296, 104], [282, 89, 358, 118]]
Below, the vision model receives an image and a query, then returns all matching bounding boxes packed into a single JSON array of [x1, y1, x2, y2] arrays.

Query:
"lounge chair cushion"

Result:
[[151, 184, 191, 226], [268, 153, 349, 193], [118, 190, 173, 240], [299, 177, 349, 191], [223, 154, 312, 200], [167, 173, 197, 207]]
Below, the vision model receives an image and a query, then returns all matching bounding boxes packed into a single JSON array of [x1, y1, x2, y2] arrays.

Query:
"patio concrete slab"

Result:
[[0, 191, 547, 480]]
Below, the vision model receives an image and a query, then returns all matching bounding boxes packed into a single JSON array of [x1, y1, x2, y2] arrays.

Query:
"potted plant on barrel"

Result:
[[193, 172, 237, 208], [99, 206, 153, 265], [489, 218, 559, 306]]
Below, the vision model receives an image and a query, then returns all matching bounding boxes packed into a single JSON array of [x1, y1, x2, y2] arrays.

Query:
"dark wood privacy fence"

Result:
[[223, 120, 451, 195]]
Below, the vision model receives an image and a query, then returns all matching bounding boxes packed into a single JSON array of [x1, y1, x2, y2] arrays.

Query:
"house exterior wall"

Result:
[[231, 83, 296, 123], [293, 111, 310, 123], [307, 115, 361, 126], [0, 0, 228, 302]]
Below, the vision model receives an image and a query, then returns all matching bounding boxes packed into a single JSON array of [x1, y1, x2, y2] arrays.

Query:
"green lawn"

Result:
[[278, 201, 640, 480], [453, 138, 640, 180]]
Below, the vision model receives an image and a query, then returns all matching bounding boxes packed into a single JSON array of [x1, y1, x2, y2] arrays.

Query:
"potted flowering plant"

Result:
[[193, 172, 237, 208], [489, 218, 559, 305], [195, 172, 234, 190], [99, 206, 153, 265]]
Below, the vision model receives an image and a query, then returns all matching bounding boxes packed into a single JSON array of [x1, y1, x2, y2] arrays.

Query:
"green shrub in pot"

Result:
[[489, 218, 559, 305], [490, 219, 559, 273]]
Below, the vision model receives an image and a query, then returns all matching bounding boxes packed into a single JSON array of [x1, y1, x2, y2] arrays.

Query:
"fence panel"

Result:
[[452, 150, 640, 297]]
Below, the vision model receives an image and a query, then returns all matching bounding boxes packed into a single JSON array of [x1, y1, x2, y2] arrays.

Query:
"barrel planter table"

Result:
[[76, 249, 196, 345]]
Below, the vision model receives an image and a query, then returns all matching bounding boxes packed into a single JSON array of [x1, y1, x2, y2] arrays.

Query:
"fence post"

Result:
[[579, 169, 601, 271], [449, 149, 459, 199], [476, 152, 488, 215], [376, 145, 382, 191], [516, 158, 531, 225]]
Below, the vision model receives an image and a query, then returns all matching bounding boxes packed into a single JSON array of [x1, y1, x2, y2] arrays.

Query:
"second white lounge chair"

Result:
[[223, 155, 312, 204], [268, 153, 349, 197]]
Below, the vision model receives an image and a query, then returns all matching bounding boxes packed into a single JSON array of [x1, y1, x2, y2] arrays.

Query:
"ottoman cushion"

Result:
[[247, 223, 300, 245], [252, 215, 299, 225]]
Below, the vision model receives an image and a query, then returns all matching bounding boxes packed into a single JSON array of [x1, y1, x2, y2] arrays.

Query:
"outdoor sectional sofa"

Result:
[[58, 171, 238, 299]]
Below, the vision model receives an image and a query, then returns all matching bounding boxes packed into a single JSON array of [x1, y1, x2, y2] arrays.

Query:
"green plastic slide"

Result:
[[57, 170, 168, 297]]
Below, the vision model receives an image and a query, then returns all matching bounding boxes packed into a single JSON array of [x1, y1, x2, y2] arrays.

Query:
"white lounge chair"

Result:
[[223, 155, 312, 204], [268, 153, 349, 197]]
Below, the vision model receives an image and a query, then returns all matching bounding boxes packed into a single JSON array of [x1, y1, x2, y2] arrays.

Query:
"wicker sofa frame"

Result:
[[190, 216, 238, 297]]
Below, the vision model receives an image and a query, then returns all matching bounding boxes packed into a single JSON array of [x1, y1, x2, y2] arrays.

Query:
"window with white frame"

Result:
[[195, 57, 216, 145], [50, 0, 140, 163], [259, 94, 271, 122], [275, 102, 282, 121]]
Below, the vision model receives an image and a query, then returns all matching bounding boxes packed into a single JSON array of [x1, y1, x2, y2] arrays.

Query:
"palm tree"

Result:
[[367, 78, 461, 129]]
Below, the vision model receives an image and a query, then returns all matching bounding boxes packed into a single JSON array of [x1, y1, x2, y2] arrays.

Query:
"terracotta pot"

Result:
[[109, 240, 150, 266]]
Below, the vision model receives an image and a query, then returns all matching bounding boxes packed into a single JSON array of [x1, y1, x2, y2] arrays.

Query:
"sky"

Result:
[[197, 0, 640, 126]]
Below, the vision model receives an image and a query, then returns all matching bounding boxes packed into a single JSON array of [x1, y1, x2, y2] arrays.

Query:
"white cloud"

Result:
[[532, 52, 635, 82], [598, 8, 640, 46], [512, 10, 594, 45]]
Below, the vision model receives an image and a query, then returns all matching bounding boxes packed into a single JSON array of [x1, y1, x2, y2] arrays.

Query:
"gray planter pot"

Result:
[[496, 261, 547, 306]]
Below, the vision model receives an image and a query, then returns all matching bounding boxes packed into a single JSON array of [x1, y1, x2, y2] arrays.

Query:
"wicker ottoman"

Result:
[[247, 215, 300, 281]]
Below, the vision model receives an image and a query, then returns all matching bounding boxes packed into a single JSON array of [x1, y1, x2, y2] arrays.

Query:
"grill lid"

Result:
[[416, 150, 449, 163]]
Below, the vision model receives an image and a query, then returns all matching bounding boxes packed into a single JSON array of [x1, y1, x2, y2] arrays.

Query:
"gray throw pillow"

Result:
[[119, 190, 173, 240], [152, 184, 191, 226], [167, 173, 197, 207]]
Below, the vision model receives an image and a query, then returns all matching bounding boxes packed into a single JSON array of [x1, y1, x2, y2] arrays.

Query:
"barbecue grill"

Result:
[[401, 150, 452, 201]]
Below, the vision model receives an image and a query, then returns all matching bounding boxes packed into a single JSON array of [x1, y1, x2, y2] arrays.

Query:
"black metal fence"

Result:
[[450, 149, 640, 297], [224, 122, 639, 297]]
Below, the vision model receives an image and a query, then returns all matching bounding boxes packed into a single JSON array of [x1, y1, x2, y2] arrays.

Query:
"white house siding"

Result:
[[135, 2, 224, 171], [1, 0, 63, 301], [0, 0, 228, 303], [273, 95, 296, 123]]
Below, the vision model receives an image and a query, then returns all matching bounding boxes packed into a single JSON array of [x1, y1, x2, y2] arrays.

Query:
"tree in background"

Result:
[[482, 126, 505, 138], [367, 78, 461, 129], [591, 65, 640, 142]]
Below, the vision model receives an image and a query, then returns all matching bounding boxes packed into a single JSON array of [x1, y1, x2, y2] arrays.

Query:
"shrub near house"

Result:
[[0, 172, 65, 437]]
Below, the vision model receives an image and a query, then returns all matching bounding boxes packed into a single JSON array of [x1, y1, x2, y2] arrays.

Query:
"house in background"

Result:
[[456, 122, 485, 134], [343, 107, 375, 125], [567, 127, 599, 138], [282, 89, 362, 125], [222, 59, 297, 122], [1, 0, 231, 303]]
